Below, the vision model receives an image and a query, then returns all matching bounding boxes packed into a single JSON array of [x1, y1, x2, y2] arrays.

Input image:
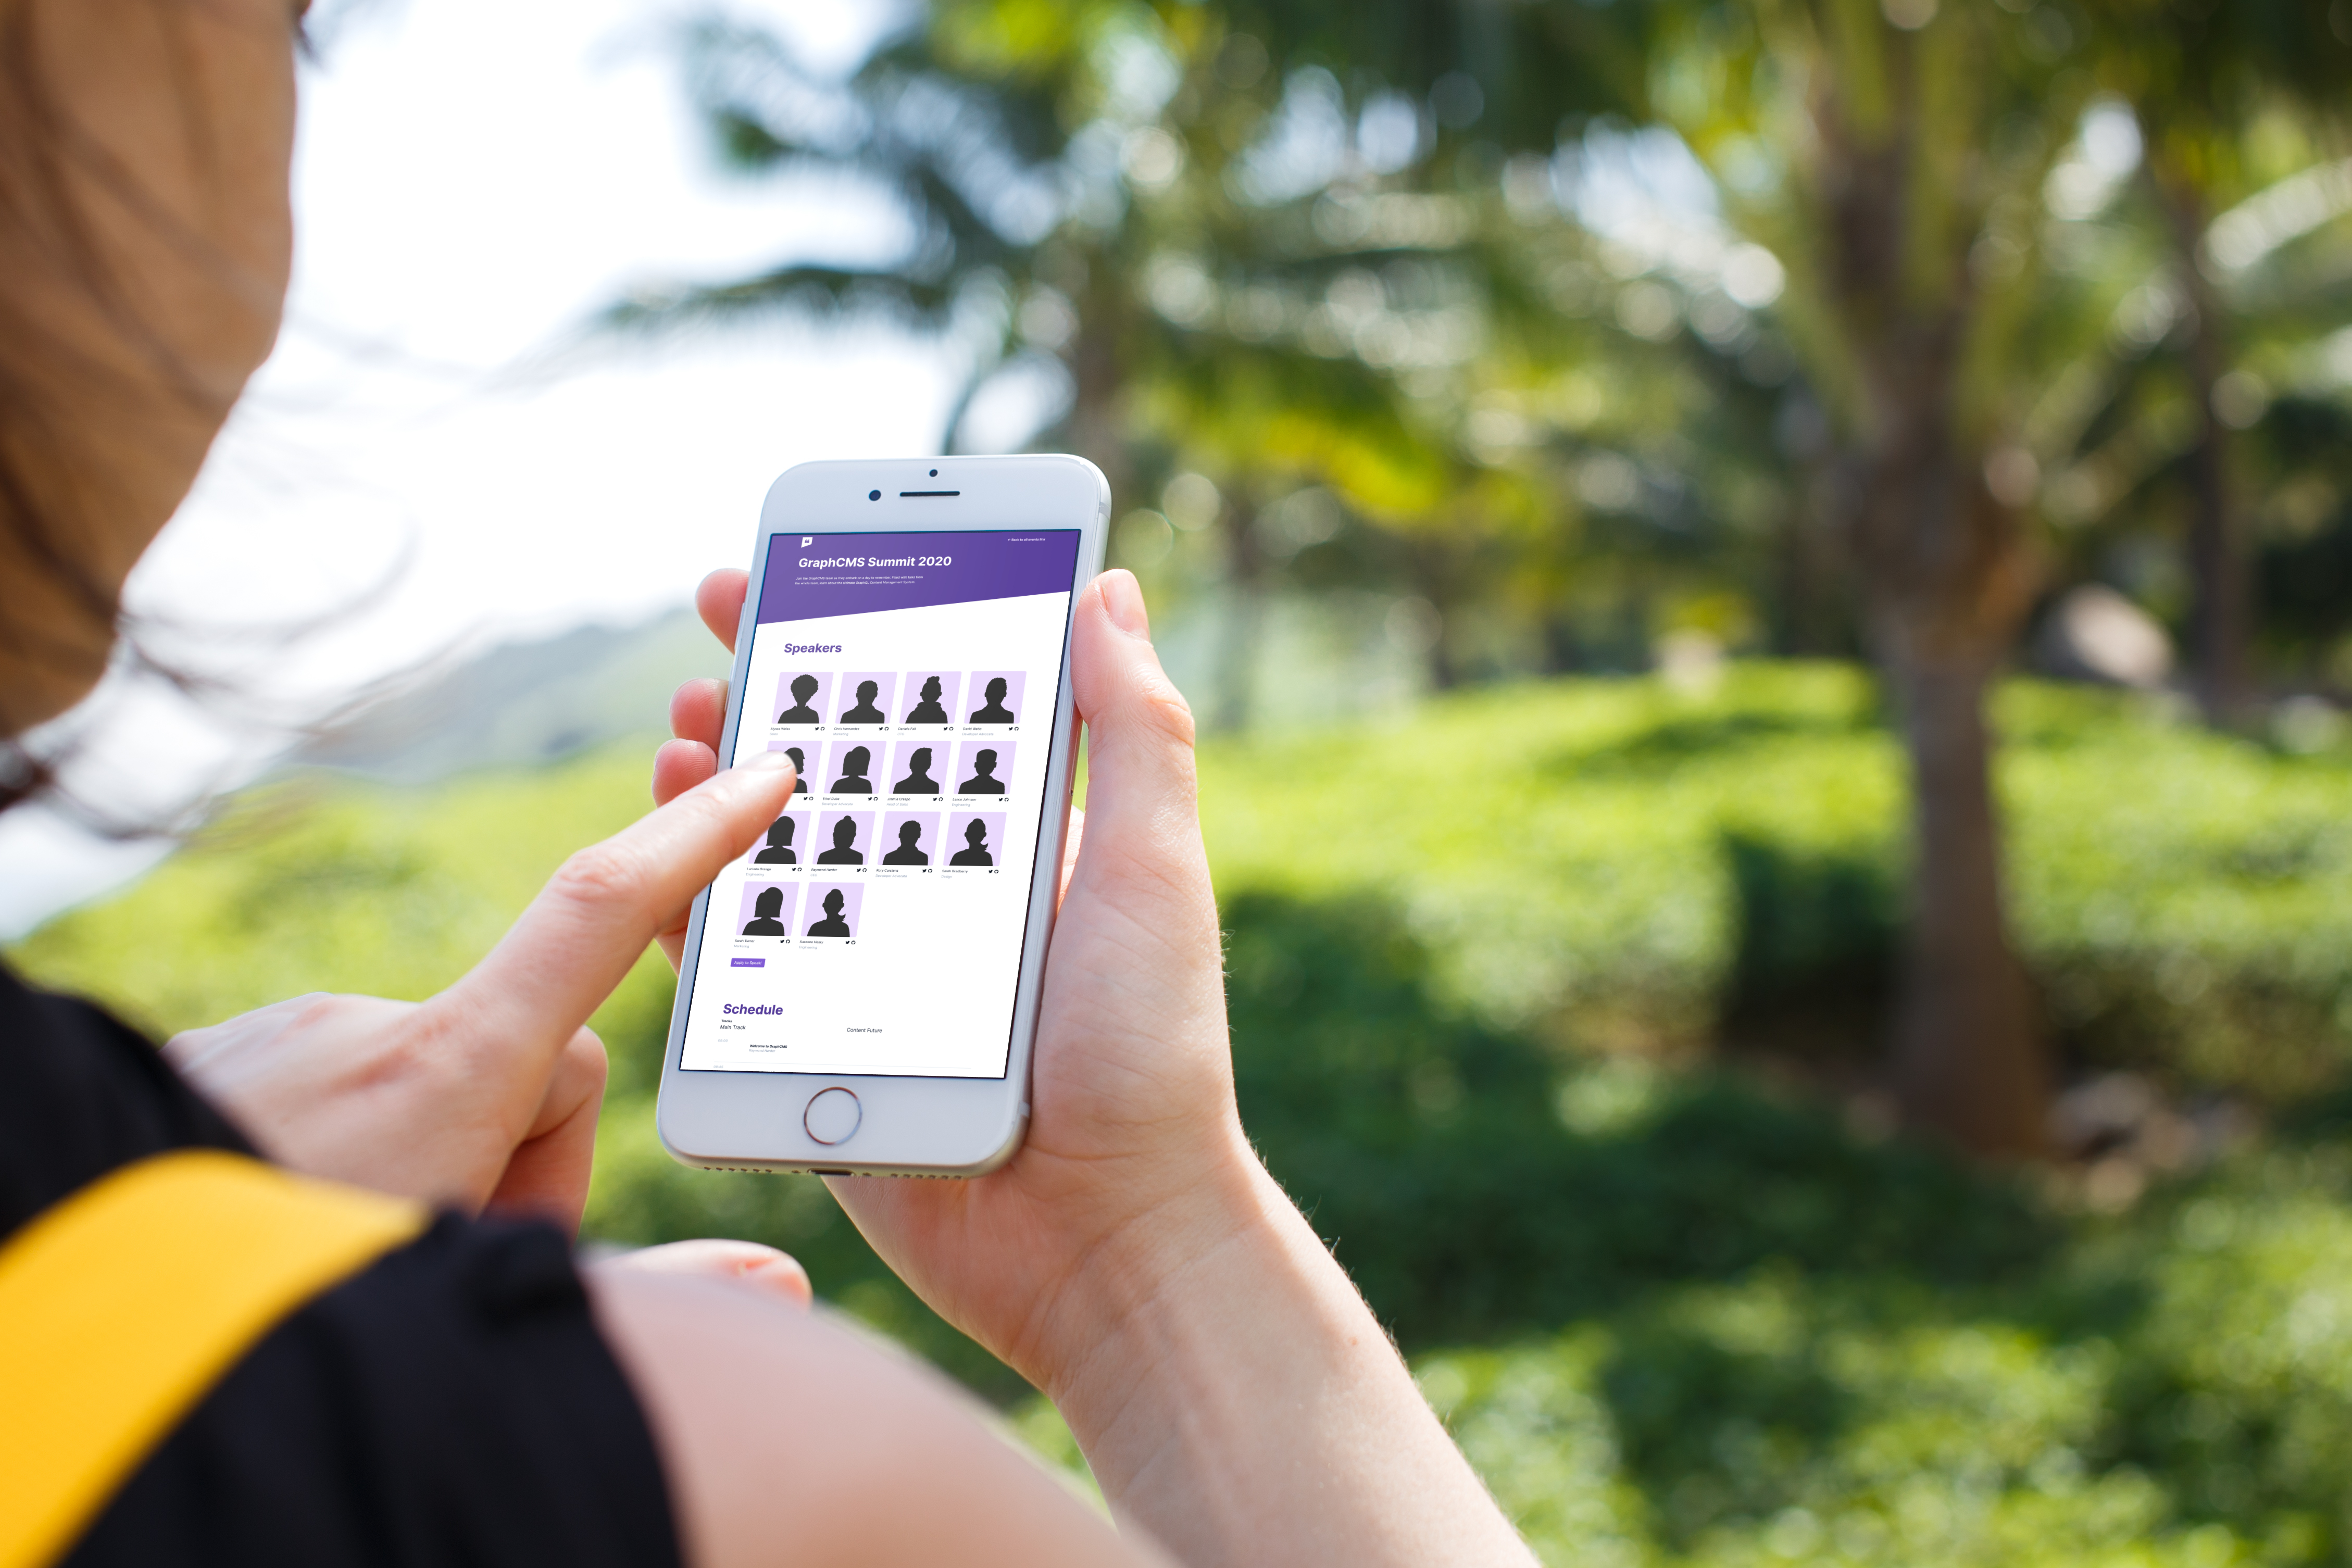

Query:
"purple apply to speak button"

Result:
[[730, 957, 766, 969]]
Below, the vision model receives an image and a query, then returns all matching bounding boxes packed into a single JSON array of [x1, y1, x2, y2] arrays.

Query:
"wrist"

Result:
[[1020, 1120, 1278, 1403], [1026, 1140, 1540, 1567], [1036, 1139, 1363, 1481]]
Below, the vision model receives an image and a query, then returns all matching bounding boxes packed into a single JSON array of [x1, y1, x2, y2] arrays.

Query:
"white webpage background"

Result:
[[680, 589, 1070, 1076]]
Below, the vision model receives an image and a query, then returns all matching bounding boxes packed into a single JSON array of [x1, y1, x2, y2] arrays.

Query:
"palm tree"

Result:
[[1275, 0, 2096, 1153], [627, 2, 1564, 726]]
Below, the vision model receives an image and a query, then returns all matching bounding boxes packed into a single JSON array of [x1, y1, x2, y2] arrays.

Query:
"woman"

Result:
[[0, 3, 1536, 1565]]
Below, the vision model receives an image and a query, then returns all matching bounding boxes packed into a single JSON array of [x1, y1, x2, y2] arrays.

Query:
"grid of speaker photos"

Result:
[[732, 668, 1027, 945]]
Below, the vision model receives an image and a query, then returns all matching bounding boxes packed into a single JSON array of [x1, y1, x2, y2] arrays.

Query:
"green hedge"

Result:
[[16, 663, 2352, 1560]]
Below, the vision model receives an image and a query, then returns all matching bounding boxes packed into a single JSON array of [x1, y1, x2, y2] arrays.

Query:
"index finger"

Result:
[[425, 751, 797, 1090]]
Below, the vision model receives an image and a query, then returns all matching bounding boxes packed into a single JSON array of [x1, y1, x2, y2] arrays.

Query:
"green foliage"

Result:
[[17, 666, 2352, 1556], [1204, 665, 2352, 1091], [1422, 1131, 2352, 1566], [1223, 888, 2054, 1350]]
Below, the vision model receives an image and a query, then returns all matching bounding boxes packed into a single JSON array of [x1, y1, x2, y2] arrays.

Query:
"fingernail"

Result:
[[1099, 570, 1150, 639], [746, 749, 796, 772]]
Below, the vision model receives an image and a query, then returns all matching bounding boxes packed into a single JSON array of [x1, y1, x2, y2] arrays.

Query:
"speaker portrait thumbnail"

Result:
[[834, 671, 896, 726], [887, 739, 944, 796], [736, 881, 800, 937], [749, 814, 802, 866], [824, 739, 881, 797], [899, 671, 959, 725], [880, 811, 941, 867], [804, 883, 863, 939], [815, 810, 877, 867], [774, 671, 833, 725], [953, 740, 1015, 796], [965, 671, 1023, 725], [760, 743, 818, 807], [946, 812, 1008, 868]]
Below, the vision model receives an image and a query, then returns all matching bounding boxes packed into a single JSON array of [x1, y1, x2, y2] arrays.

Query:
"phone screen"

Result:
[[677, 528, 1082, 1080]]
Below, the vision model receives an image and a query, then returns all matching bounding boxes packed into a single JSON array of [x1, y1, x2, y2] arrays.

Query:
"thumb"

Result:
[[1066, 571, 1211, 900]]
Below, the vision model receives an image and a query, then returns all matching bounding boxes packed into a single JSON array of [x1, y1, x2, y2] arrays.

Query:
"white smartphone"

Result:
[[657, 455, 1109, 1176]]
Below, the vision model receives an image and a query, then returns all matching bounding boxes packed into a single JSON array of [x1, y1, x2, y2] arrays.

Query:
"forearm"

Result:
[[1046, 1152, 1536, 1568]]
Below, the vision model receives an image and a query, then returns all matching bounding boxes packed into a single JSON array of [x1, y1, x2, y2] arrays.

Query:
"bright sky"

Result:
[[4, 0, 977, 933], [156, 0, 955, 683]]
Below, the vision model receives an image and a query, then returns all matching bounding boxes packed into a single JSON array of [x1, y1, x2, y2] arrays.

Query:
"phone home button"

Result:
[[803, 1087, 862, 1146]]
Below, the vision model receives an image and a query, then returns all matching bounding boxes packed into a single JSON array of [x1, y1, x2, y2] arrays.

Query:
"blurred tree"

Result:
[[629, 3, 1600, 726], [2080, 0, 2352, 727], [1253, 3, 2081, 1151], [1621, 3, 2080, 1155], [633, 0, 2352, 1157]]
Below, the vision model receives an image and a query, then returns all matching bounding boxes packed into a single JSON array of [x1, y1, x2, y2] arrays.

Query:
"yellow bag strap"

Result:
[[0, 1149, 427, 1568]]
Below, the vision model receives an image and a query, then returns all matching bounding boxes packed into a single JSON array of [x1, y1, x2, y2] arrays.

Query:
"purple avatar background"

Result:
[[965, 671, 1025, 725], [886, 738, 947, 794], [898, 670, 961, 725], [953, 739, 1016, 795], [814, 809, 877, 867], [822, 738, 882, 796], [834, 671, 897, 725], [773, 670, 833, 724], [759, 531, 1081, 623], [764, 741, 818, 805], [803, 882, 864, 938], [880, 811, 941, 865], [736, 881, 798, 936], [944, 811, 1009, 868]]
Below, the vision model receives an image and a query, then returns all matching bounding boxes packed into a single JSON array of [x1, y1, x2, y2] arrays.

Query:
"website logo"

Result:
[[802, 536, 813, 546]]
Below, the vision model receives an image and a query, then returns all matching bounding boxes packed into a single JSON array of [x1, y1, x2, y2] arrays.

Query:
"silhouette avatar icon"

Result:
[[894, 746, 940, 794], [753, 817, 796, 864], [830, 746, 873, 794], [950, 819, 994, 867], [741, 885, 787, 935], [883, 821, 929, 866], [778, 673, 821, 723], [842, 679, 885, 724], [781, 746, 808, 787], [904, 675, 948, 725], [817, 818, 864, 865], [807, 888, 852, 937], [969, 676, 1016, 724], [959, 749, 1007, 794]]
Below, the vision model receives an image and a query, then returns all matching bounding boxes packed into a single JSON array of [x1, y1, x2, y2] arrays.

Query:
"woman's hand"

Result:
[[656, 568, 1250, 1386], [167, 749, 800, 1234], [661, 569, 1536, 1567]]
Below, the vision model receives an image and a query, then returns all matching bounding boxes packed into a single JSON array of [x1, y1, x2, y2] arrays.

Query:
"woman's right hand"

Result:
[[654, 569, 1255, 1392], [659, 567, 1534, 1567]]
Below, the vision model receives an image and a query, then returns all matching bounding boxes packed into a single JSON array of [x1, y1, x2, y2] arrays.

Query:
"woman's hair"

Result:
[[0, 1, 319, 827]]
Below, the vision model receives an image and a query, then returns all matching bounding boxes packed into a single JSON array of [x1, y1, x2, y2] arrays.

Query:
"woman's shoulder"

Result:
[[0, 966, 252, 1237], [71, 1211, 682, 1568], [0, 969, 680, 1568]]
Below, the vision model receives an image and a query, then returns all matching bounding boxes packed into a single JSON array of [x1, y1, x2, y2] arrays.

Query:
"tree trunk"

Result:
[[1885, 648, 2048, 1155], [1848, 407, 2048, 1156], [1064, 260, 1131, 504], [1211, 496, 1262, 733], [1409, 538, 1461, 691], [1811, 21, 2051, 1157], [2155, 167, 2254, 729]]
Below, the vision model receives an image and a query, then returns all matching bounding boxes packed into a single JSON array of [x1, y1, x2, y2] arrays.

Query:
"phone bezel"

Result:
[[655, 454, 1109, 1177]]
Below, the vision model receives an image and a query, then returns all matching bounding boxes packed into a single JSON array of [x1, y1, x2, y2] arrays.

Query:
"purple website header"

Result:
[[757, 530, 1082, 623]]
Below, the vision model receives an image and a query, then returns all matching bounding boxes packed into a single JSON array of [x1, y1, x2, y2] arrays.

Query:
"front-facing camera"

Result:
[[868, 489, 880, 500], [929, 468, 939, 476]]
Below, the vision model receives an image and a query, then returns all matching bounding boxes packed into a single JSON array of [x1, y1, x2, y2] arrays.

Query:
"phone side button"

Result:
[[804, 1087, 862, 1146]]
